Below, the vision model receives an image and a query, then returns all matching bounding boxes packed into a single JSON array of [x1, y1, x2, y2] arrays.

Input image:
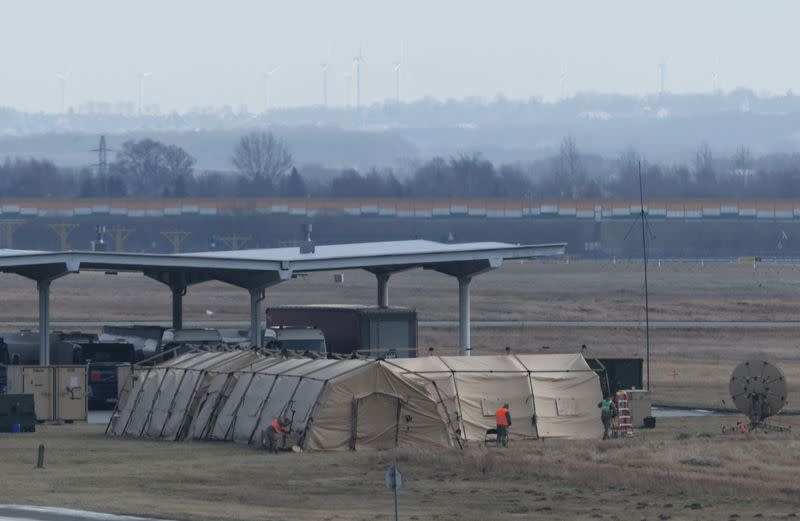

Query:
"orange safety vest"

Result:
[[271, 418, 284, 433], [496, 407, 510, 427]]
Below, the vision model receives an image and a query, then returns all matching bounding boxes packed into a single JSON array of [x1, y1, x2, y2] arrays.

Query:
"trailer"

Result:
[[265, 305, 418, 358]]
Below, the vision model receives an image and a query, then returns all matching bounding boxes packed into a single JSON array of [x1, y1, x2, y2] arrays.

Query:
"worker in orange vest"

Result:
[[262, 416, 287, 453], [495, 404, 512, 447]]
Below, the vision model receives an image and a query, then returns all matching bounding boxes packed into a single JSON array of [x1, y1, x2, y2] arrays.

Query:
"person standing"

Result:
[[495, 403, 511, 447], [598, 395, 616, 440]]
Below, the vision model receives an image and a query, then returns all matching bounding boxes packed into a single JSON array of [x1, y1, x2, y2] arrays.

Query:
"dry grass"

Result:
[[388, 427, 800, 503], [3, 418, 800, 520], [2, 259, 800, 323]]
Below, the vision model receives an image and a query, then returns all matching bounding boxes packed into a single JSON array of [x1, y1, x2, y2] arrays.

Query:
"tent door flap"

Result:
[[350, 392, 402, 451]]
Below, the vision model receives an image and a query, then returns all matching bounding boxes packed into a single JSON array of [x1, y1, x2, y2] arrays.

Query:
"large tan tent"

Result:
[[108, 351, 602, 450]]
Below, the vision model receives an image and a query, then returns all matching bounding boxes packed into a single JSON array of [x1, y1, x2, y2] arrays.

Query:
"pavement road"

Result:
[[0, 506, 172, 521], [1, 320, 799, 330]]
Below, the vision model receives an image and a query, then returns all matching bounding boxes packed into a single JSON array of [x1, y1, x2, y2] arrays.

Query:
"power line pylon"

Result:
[[48, 223, 79, 251], [161, 230, 190, 253], [90, 135, 112, 176], [0, 220, 23, 249], [215, 234, 251, 251], [110, 226, 135, 252]]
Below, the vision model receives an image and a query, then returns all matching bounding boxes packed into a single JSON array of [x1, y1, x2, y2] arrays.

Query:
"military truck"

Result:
[[266, 305, 417, 358]]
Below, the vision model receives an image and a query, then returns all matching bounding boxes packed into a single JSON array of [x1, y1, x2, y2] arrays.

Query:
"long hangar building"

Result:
[[0, 240, 565, 363]]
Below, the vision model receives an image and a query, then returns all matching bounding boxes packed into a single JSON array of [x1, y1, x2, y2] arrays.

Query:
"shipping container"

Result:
[[6, 365, 87, 422], [587, 358, 644, 396]]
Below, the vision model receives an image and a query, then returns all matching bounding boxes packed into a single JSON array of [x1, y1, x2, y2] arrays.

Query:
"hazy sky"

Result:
[[1, 1, 796, 113]]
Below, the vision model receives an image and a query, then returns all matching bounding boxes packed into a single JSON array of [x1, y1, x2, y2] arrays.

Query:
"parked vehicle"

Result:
[[266, 327, 327, 357], [0, 340, 8, 394], [100, 325, 165, 362], [266, 305, 418, 358], [160, 328, 223, 359]]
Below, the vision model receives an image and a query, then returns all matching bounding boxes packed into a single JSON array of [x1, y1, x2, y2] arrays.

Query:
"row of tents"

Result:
[[107, 350, 602, 450]]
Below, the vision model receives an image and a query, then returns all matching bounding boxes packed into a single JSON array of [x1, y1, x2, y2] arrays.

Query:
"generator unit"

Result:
[[0, 394, 36, 432]]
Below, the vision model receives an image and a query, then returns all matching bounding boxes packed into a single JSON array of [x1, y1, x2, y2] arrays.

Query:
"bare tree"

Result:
[[162, 144, 195, 178], [557, 135, 584, 199], [694, 142, 715, 195], [231, 132, 292, 184], [111, 139, 195, 196]]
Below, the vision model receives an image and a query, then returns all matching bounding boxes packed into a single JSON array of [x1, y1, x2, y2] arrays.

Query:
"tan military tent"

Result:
[[108, 351, 601, 450]]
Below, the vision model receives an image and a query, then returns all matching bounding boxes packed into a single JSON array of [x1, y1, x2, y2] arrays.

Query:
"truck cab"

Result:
[[266, 327, 327, 357]]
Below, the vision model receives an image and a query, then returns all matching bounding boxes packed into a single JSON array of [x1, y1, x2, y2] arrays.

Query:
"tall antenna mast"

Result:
[[638, 161, 652, 391], [658, 62, 666, 95]]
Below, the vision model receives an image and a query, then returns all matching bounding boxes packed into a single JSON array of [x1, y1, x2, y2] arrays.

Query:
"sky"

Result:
[[1, 1, 797, 113]]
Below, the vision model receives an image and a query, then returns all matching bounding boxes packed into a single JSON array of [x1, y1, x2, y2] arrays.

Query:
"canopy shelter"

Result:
[[108, 351, 601, 450], [0, 240, 565, 363]]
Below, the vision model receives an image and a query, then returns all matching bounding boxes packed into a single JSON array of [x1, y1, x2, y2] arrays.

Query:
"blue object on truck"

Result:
[[81, 343, 135, 410]]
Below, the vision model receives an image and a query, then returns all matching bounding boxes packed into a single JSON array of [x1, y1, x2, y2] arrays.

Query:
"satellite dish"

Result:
[[729, 360, 787, 425]]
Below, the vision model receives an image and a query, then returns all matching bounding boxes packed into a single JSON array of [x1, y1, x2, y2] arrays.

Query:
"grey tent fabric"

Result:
[[109, 352, 601, 450]]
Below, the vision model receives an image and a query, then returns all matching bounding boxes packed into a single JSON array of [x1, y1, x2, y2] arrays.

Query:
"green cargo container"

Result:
[[0, 394, 36, 432]]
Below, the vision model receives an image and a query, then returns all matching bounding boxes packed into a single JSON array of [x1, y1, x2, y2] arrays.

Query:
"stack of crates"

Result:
[[615, 390, 634, 438]]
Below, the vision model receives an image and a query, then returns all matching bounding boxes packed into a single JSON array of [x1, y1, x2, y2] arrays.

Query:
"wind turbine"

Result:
[[137, 71, 153, 116], [559, 65, 567, 100], [658, 61, 666, 95], [712, 56, 720, 92], [393, 43, 403, 103], [263, 67, 279, 113], [352, 48, 365, 110], [55, 66, 71, 114], [321, 46, 331, 107], [321, 63, 329, 107]]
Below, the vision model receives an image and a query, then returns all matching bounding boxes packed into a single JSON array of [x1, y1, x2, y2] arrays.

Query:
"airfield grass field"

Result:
[[1, 417, 799, 521], [3, 260, 800, 519]]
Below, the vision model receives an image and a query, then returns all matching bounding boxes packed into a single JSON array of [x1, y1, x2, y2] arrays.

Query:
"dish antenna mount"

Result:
[[729, 360, 788, 431]]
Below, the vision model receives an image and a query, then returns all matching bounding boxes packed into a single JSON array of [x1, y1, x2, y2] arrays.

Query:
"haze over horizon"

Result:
[[2, 0, 798, 114]]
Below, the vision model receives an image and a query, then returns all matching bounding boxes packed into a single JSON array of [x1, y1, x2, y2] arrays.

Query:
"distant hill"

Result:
[[3, 89, 800, 168]]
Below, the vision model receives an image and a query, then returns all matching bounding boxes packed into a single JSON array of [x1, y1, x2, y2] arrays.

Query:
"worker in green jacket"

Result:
[[598, 395, 616, 440]]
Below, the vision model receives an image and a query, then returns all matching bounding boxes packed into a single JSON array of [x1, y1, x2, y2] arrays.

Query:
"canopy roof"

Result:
[[0, 240, 564, 281]]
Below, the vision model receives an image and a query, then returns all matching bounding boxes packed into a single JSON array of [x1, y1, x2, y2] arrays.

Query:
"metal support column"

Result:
[[250, 287, 265, 347], [171, 285, 185, 330], [38, 279, 51, 366], [377, 272, 390, 308], [458, 275, 472, 356]]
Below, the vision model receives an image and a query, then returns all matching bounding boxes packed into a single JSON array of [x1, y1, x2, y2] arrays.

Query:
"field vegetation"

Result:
[[1, 418, 799, 521]]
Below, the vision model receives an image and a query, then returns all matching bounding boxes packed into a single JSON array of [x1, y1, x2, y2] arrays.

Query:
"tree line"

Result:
[[3, 132, 800, 200]]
